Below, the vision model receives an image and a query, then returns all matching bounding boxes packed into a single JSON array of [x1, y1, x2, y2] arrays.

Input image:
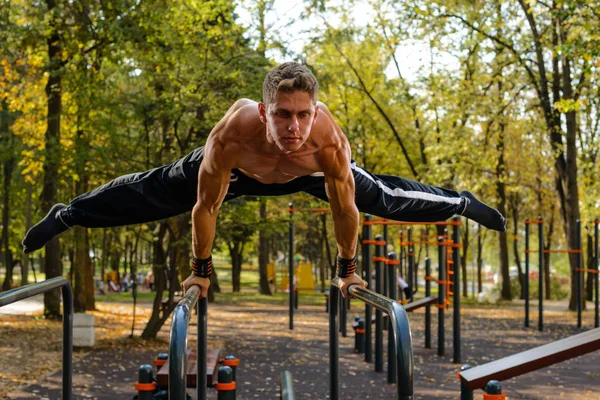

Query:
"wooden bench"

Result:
[[156, 348, 221, 388], [459, 327, 600, 391]]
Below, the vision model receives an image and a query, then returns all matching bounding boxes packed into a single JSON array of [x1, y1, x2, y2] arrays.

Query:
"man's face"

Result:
[[258, 90, 319, 153]]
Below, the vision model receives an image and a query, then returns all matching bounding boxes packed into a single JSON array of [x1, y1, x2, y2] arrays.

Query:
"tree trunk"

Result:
[[141, 222, 171, 339], [586, 233, 594, 301], [510, 194, 525, 299], [477, 224, 483, 294], [496, 124, 511, 300], [229, 241, 243, 293], [258, 199, 271, 295], [1, 140, 15, 291], [319, 213, 327, 291], [22, 184, 33, 286], [544, 212, 555, 300], [42, 0, 63, 319]]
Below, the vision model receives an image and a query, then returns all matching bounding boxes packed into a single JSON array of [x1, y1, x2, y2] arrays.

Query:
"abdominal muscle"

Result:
[[236, 153, 323, 184]]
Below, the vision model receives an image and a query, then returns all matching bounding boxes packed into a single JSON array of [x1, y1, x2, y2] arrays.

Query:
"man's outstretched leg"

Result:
[[302, 162, 506, 232], [459, 190, 505, 231], [22, 203, 70, 253], [22, 147, 205, 254]]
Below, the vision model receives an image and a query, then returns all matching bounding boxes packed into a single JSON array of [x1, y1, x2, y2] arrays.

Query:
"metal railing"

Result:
[[280, 370, 296, 400], [329, 277, 414, 400], [0, 277, 73, 400], [169, 285, 207, 399]]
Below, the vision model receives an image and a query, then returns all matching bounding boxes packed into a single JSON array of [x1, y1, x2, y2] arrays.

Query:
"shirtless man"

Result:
[[22, 62, 506, 298]]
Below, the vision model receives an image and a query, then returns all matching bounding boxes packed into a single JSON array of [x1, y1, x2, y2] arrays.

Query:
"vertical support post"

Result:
[[362, 215, 373, 363], [288, 204, 294, 330], [538, 216, 544, 332], [452, 216, 461, 364], [197, 298, 207, 400], [438, 236, 446, 356], [328, 285, 339, 400], [383, 224, 388, 297], [374, 235, 385, 372], [386, 252, 398, 384], [459, 365, 473, 400], [62, 283, 73, 400], [340, 290, 347, 337], [525, 218, 530, 328], [408, 228, 414, 294], [595, 218, 599, 328], [577, 219, 582, 329], [425, 257, 431, 349]]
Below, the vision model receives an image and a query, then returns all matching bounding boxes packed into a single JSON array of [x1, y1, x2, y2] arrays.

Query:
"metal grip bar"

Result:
[[169, 285, 202, 400], [330, 277, 413, 400], [0, 277, 73, 400]]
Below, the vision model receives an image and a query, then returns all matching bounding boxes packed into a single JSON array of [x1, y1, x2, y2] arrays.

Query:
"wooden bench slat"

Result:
[[156, 348, 221, 388], [459, 327, 600, 390]]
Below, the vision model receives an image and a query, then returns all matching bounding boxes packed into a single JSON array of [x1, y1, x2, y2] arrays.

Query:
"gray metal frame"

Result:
[[0, 277, 73, 400], [329, 277, 413, 400]]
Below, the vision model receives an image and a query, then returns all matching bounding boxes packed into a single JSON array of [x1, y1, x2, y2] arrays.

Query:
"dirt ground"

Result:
[[1, 298, 599, 400]]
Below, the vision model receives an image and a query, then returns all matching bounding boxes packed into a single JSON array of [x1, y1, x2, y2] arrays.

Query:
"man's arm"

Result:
[[319, 134, 366, 297], [182, 112, 241, 297]]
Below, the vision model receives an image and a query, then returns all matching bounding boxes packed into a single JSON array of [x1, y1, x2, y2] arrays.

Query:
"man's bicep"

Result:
[[196, 141, 234, 211]]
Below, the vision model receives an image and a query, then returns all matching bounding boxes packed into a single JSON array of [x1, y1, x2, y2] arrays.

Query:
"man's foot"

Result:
[[22, 203, 70, 253], [460, 191, 506, 232]]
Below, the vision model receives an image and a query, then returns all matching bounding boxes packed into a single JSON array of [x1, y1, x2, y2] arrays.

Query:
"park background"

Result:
[[0, 0, 599, 398]]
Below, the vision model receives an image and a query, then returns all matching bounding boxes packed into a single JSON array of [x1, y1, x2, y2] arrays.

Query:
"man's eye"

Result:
[[300, 112, 310, 118], [277, 111, 289, 117]]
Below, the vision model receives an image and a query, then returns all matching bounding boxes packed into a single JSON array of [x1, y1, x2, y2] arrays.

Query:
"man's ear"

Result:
[[312, 104, 320, 126], [258, 102, 267, 123]]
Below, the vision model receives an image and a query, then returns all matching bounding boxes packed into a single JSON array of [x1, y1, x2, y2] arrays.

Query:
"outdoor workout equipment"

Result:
[[362, 215, 462, 363], [0, 277, 73, 400], [457, 326, 600, 399], [143, 276, 413, 400], [287, 204, 331, 330], [329, 277, 414, 400], [524, 217, 599, 330]]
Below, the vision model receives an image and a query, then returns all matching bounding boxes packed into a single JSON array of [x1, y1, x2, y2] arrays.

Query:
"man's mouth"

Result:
[[284, 137, 300, 144]]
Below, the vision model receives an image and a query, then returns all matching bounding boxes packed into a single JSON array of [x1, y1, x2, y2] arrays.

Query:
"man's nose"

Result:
[[288, 116, 299, 132]]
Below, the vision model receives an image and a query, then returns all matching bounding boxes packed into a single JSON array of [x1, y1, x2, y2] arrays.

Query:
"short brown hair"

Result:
[[262, 62, 319, 105]]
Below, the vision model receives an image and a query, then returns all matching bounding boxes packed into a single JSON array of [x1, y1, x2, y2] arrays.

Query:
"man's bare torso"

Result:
[[212, 99, 345, 184]]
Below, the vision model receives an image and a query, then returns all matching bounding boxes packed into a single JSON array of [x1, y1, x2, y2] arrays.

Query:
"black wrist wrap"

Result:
[[191, 255, 213, 278], [336, 255, 357, 278]]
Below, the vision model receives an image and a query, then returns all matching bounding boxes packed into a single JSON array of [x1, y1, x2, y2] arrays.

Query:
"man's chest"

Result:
[[237, 152, 322, 184]]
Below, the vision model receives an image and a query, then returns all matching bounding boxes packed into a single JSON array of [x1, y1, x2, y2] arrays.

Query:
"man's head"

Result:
[[262, 62, 319, 106], [259, 62, 320, 153]]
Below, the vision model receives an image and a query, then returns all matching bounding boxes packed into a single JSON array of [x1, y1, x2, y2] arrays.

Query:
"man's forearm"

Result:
[[332, 207, 359, 258], [191, 203, 219, 258]]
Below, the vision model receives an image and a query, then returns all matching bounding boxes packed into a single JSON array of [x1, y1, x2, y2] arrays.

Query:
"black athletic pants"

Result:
[[60, 147, 466, 228]]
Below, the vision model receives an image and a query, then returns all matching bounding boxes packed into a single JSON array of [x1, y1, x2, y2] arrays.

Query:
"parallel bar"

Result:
[[0, 277, 73, 400], [170, 285, 201, 400], [331, 277, 413, 400]]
